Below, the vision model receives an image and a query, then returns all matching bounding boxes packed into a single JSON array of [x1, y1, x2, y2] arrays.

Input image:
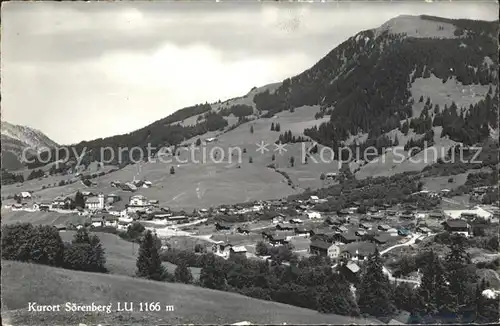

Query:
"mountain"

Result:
[[21, 15, 500, 177], [1, 121, 59, 171]]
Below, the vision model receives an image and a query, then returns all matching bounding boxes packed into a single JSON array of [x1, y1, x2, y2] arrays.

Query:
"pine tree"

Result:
[[271, 154, 276, 161], [249, 156, 253, 163], [289, 156, 295, 167], [445, 234, 476, 320], [271, 122, 275, 131], [199, 256, 226, 290], [136, 230, 166, 281], [170, 166, 175, 175], [416, 250, 455, 323], [74, 191, 85, 208], [174, 261, 193, 284], [250, 125, 254, 133], [275, 123, 281, 132], [196, 138, 201, 146], [357, 248, 395, 317]]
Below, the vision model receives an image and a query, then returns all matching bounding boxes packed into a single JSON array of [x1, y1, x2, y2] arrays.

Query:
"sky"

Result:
[[1, 1, 498, 145]]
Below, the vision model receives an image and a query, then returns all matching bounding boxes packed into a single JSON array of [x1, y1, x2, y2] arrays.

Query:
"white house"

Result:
[[91, 217, 104, 228], [305, 211, 322, 219], [310, 241, 340, 259], [129, 195, 147, 206], [85, 194, 105, 211], [19, 191, 32, 200], [117, 221, 131, 231]]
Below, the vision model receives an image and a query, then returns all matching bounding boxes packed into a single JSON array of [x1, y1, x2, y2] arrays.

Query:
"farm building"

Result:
[[309, 241, 340, 259]]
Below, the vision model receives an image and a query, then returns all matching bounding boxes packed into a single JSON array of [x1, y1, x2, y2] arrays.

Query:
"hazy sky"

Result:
[[1, 1, 498, 145]]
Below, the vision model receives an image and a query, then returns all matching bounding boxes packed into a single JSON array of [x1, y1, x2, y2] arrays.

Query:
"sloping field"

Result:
[[1, 261, 377, 325], [58, 231, 201, 278], [0, 208, 85, 226]]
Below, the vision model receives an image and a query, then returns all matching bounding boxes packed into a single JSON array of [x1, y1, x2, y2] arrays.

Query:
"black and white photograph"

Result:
[[1, 0, 499, 325]]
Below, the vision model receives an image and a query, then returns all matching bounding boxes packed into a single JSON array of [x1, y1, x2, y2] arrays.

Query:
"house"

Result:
[[355, 230, 368, 237], [272, 215, 284, 224], [167, 215, 189, 225], [39, 202, 51, 211], [151, 209, 172, 219], [372, 234, 391, 245], [122, 183, 138, 192], [104, 215, 119, 227], [237, 227, 250, 235], [339, 242, 376, 261], [17, 191, 32, 200], [325, 172, 338, 180], [91, 216, 104, 228], [268, 232, 294, 246], [54, 224, 67, 232], [334, 232, 358, 244], [333, 225, 348, 233], [294, 227, 310, 237], [428, 212, 444, 219], [106, 194, 121, 204], [340, 261, 361, 282], [129, 195, 147, 206], [143, 181, 153, 188], [337, 209, 350, 216], [416, 226, 432, 235], [117, 220, 131, 231], [359, 222, 372, 230], [398, 228, 410, 236], [309, 195, 319, 203], [276, 223, 294, 231], [386, 310, 411, 325], [304, 210, 322, 219], [147, 199, 160, 207], [442, 219, 470, 237], [289, 218, 304, 224], [51, 196, 72, 209], [215, 222, 232, 231], [85, 194, 105, 211], [378, 224, 391, 231], [230, 245, 247, 258], [367, 207, 379, 214], [32, 203, 40, 211], [309, 240, 340, 259]]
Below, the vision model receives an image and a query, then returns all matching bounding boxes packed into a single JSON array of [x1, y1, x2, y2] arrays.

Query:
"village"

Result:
[[5, 180, 499, 287]]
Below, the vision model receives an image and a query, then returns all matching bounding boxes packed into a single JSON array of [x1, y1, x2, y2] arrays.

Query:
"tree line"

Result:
[[1, 223, 107, 273]]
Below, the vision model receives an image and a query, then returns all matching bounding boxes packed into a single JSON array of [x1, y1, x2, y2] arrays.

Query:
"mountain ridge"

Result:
[[13, 15, 499, 172]]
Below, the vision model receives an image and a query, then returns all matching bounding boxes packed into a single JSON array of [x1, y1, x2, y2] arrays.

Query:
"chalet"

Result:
[[122, 183, 138, 192], [39, 202, 51, 211], [442, 219, 470, 237], [416, 226, 432, 235], [355, 230, 368, 237], [150, 209, 172, 219], [236, 227, 250, 235], [230, 246, 247, 258], [272, 215, 284, 224], [167, 215, 189, 225], [54, 224, 67, 232], [51, 196, 72, 209], [129, 195, 147, 206], [386, 210, 397, 216], [261, 230, 274, 240], [215, 222, 232, 231], [378, 224, 391, 232], [117, 220, 131, 231], [309, 240, 340, 259], [334, 232, 357, 244], [276, 223, 294, 231], [340, 242, 376, 261], [341, 262, 361, 282], [398, 228, 410, 236], [91, 217, 104, 228], [338, 209, 350, 216], [289, 218, 304, 224], [428, 212, 444, 219], [143, 181, 153, 188], [367, 207, 379, 214], [17, 191, 32, 200], [106, 194, 120, 204], [104, 215, 119, 227], [359, 222, 372, 230], [85, 194, 105, 211], [372, 234, 391, 245], [269, 232, 294, 246], [304, 211, 322, 219], [399, 213, 415, 220], [325, 172, 338, 180], [12, 203, 23, 210], [333, 225, 348, 233], [294, 227, 311, 237], [32, 203, 40, 211], [331, 216, 349, 225], [309, 195, 319, 203]]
